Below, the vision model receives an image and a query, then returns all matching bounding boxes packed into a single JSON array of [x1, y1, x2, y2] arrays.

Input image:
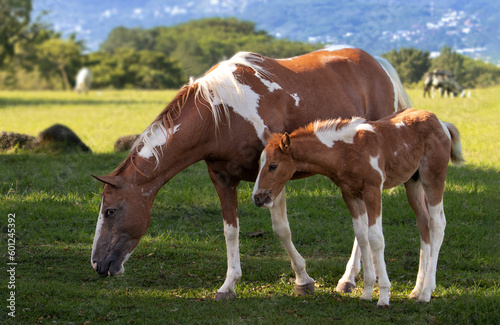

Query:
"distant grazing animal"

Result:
[[253, 108, 463, 305], [90, 47, 412, 301], [423, 69, 465, 98], [75, 68, 91, 94]]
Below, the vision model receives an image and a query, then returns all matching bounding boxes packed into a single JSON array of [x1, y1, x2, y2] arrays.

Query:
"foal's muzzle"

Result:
[[253, 192, 273, 208]]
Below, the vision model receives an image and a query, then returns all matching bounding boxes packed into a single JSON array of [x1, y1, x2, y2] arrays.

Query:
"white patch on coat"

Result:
[[91, 197, 104, 267], [137, 123, 181, 160], [395, 121, 405, 128], [369, 155, 385, 190], [322, 44, 356, 52], [291, 93, 300, 106], [313, 118, 375, 147], [252, 150, 267, 202], [254, 71, 282, 92], [193, 52, 270, 143]]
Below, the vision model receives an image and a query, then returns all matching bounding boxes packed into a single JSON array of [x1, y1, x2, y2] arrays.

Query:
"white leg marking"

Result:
[[217, 220, 241, 296], [352, 213, 376, 301], [336, 237, 361, 292], [419, 201, 446, 302], [91, 197, 104, 269], [270, 189, 314, 286], [369, 217, 391, 306], [409, 241, 430, 299]]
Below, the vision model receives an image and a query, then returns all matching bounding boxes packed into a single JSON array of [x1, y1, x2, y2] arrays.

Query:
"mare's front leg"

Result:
[[270, 188, 315, 295], [208, 167, 241, 301]]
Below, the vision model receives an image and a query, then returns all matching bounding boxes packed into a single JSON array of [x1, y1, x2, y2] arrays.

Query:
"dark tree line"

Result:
[[1, 1, 499, 90]]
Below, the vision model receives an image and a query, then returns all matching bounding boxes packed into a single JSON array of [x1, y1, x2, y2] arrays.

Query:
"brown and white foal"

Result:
[[253, 108, 463, 305]]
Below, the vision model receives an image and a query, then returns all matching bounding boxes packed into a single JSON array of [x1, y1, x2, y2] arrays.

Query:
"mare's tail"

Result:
[[444, 122, 465, 164], [375, 57, 413, 111]]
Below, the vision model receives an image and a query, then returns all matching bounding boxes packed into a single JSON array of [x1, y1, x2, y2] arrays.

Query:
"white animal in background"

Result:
[[75, 68, 91, 94]]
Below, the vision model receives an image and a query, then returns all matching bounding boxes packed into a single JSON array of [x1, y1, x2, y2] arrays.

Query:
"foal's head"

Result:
[[253, 133, 296, 208]]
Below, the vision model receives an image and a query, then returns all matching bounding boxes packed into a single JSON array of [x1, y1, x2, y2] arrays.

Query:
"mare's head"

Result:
[[253, 132, 296, 208], [91, 174, 152, 278]]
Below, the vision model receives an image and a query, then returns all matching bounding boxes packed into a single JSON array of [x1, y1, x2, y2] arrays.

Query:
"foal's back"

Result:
[[371, 109, 452, 189]]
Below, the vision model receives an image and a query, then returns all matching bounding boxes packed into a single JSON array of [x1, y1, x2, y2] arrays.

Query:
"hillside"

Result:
[[31, 0, 500, 63]]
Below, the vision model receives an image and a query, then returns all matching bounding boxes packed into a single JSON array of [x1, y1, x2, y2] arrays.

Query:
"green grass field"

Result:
[[1, 87, 499, 324]]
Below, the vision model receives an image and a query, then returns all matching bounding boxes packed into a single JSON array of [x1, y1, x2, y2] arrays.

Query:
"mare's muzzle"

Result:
[[93, 257, 124, 278]]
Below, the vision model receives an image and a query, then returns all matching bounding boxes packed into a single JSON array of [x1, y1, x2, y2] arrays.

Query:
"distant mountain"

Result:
[[32, 0, 500, 64]]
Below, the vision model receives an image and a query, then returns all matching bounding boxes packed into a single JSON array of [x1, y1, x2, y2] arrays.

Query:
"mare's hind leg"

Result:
[[335, 237, 361, 293], [404, 179, 431, 300], [270, 188, 315, 295]]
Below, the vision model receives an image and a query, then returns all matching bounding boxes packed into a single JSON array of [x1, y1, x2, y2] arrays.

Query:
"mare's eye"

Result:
[[105, 209, 116, 217], [269, 164, 278, 171]]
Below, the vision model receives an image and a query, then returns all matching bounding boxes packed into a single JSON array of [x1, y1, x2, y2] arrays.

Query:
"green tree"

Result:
[[100, 18, 321, 79], [382, 47, 431, 85], [36, 36, 83, 90], [0, 0, 32, 67], [88, 49, 184, 89]]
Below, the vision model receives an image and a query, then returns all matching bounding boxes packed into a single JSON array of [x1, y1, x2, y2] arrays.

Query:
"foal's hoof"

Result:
[[294, 282, 315, 296], [214, 291, 237, 301], [336, 281, 356, 293]]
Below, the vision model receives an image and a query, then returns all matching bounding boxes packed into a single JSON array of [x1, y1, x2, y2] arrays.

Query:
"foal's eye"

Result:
[[269, 164, 278, 171], [105, 209, 116, 217]]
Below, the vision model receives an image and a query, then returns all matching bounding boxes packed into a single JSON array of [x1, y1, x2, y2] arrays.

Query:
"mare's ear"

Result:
[[92, 175, 123, 188], [263, 128, 273, 143], [279, 133, 291, 152]]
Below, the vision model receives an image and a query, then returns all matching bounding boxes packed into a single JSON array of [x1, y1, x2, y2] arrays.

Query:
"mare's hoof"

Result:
[[214, 291, 237, 301], [336, 281, 356, 293], [294, 282, 315, 296]]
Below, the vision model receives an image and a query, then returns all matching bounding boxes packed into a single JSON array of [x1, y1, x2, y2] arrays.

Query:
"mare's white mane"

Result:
[[134, 52, 273, 165]]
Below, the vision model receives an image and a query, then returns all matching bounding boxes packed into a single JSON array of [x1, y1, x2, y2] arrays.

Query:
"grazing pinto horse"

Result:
[[91, 47, 412, 300], [253, 108, 464, 305]]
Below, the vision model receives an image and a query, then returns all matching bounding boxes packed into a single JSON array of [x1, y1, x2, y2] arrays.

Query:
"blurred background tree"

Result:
[[0, 0, 32, 67], [1, 3, 499, 91]]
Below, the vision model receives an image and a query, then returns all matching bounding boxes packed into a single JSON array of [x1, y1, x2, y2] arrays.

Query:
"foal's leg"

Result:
[[404, 179, 431, 300], [363, 189, 391, 306], [417, 157, 448, 302], [335, 237, 361, 293], [419, 199, 446, 302], [270, 188, 315, 295], [208, 168, 242, 301], [342, 194, 377, 302]]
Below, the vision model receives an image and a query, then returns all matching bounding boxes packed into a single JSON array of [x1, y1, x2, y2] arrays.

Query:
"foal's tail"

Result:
[[444, 122, 465, 165], [375, 57, 413, 111]]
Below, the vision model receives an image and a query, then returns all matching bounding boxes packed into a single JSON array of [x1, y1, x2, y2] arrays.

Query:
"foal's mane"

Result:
[[293, 117, 366, 137]]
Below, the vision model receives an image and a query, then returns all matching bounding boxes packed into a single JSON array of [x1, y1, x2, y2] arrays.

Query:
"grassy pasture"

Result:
[[0, 87, 499, 324]]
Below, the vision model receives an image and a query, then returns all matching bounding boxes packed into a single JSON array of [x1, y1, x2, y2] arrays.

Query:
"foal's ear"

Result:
[[92, 175, 123, 188], [279, 133, 291, 151]]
